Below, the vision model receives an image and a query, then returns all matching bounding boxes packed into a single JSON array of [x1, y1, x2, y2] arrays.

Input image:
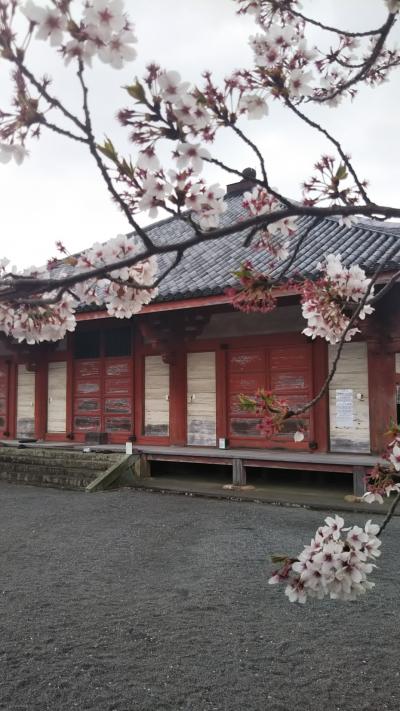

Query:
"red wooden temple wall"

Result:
[[0, 299, 398, 454]]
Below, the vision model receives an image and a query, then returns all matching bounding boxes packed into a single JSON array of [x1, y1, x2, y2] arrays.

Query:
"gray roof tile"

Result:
[[53, 189, 400, 308], [146, 192, 400, 302]]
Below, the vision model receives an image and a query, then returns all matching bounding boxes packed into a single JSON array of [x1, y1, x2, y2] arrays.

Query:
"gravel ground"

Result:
[[1, 483, 400, 711]]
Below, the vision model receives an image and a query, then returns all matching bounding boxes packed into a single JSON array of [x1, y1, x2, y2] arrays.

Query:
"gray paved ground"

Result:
[[1, 482, 400, 711]]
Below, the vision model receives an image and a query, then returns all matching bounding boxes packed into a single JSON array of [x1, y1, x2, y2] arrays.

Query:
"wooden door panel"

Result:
[[187, 351, 216, 446], [227, 344, 313, 448], [16, 365, 35, 437]]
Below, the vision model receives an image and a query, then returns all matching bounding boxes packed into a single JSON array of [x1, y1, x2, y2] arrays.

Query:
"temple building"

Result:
[[1, 174, 399, 489]]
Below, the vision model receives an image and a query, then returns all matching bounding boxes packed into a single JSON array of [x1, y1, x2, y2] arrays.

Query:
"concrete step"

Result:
[[0, 470, 94, 491], [0, 447, 126, 490], [0, 454, 117, 472]]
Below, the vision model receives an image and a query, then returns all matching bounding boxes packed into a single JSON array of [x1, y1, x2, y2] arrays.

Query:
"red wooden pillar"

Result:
[[134, 330, 144, 442], [216, 345, 228, 442], [311, 339, 329, 452], [35, 358, 48, 439], [368, 342, 396, 454], [169, 348, 187, 446], [66, 336, 74, 438], [7, 359, 17, 439]]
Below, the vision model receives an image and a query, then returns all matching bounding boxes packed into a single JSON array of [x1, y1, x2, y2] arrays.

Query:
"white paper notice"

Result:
[[335, 389, 354, 428]]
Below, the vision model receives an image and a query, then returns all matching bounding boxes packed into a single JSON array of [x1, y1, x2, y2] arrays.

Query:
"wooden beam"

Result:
[[232, 459, 246, 485], [353, 466, 367, 496]]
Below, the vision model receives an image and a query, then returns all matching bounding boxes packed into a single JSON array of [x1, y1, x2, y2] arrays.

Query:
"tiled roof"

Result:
[[143, 190, 400, 302]]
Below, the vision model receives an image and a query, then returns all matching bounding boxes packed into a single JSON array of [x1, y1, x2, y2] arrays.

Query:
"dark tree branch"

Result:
[[370, 269, 400, 305], [277, 217, 321, 282], [288, 8, 389, 38], [378, 490, 400, 535], [40, 118, 90, 145], [0, 202, 399, 303], [13, 56, 87, 134], [312, 14, 397, 105]]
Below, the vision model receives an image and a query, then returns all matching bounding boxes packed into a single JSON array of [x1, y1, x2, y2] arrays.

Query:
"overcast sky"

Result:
[[0, 0, 399, 268]]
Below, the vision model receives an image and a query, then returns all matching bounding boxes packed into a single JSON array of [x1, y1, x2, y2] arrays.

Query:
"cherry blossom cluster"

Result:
[[303, 155, 368, 211], [362, 434, 400, 504], [242, 187, 297, 260], [239, 388, 290, 438], [21, 0, 137, 69], [0, 1, 137, 161], [227, 262, 277, 314], [269, 515, 381, 603], [99, 137, 227, 228], [301, 254, 374, 344], [117, 67, 215, 156], [233, 0, 400, 106], [0, 257, 77, 343], [0, 291, 77, 344], [0, 235, 158, 342], [74, 234, 158, 319]]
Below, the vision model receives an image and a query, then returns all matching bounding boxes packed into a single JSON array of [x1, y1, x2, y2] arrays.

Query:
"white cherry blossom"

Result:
[[64, 39, 97, 67], [185, 183, 227, 230], [239, 94, 269, 120], [288, 69, 314, 98], [175, 142, 211, 174], [138, 175, 172, 218], [22, 1, 67, 46], [98, 30, 137, 69], [158, 71, 191, 105], [136, 147, 160, 172], [0, 143, 28, 165], [389, 443, 400, 471], [84, 0, 126, 39], [269, 515, 382, 603], [301, 254, 374, 344]]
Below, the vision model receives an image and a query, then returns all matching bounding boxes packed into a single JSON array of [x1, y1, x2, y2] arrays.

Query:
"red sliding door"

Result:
[[228, 343, 313, 449]]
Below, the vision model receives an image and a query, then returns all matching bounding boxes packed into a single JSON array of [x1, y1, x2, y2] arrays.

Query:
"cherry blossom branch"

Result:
[[369, 269, 400, 305], [287, 8, 389, 38], [312, 14, 397, 105], [75, 61, 155, 253], [285, 98, 371, 204], [292, 238, 400, 417], [40, 118, 90, 145], [1, 201, 399, 304], [187, 202, 400, 240], [205, 155, 293, 208], [229, 123, 269, 189], [378, 491, 400, 535], [13, 57, 87, 135], [276, 217, 321, 282], [102, 250, 183, 291]]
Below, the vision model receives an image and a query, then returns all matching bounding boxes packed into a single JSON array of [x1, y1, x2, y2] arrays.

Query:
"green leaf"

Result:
[[97, 137, 118, 162], [125, 81, 146, 103], [335, 163, 348, 181]]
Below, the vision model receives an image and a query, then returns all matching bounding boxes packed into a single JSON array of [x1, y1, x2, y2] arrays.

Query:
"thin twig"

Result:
[[76, 61, 155, 252], [40, 119, 89, 145], [277, 217, 321, 282], [285, 98, 371, 204], [370, 269, 400, 305], [312, 14, 396, 105], [378, 491, 400, 535], [288, 8, 388, 38], [293, 238, 400, 417]]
